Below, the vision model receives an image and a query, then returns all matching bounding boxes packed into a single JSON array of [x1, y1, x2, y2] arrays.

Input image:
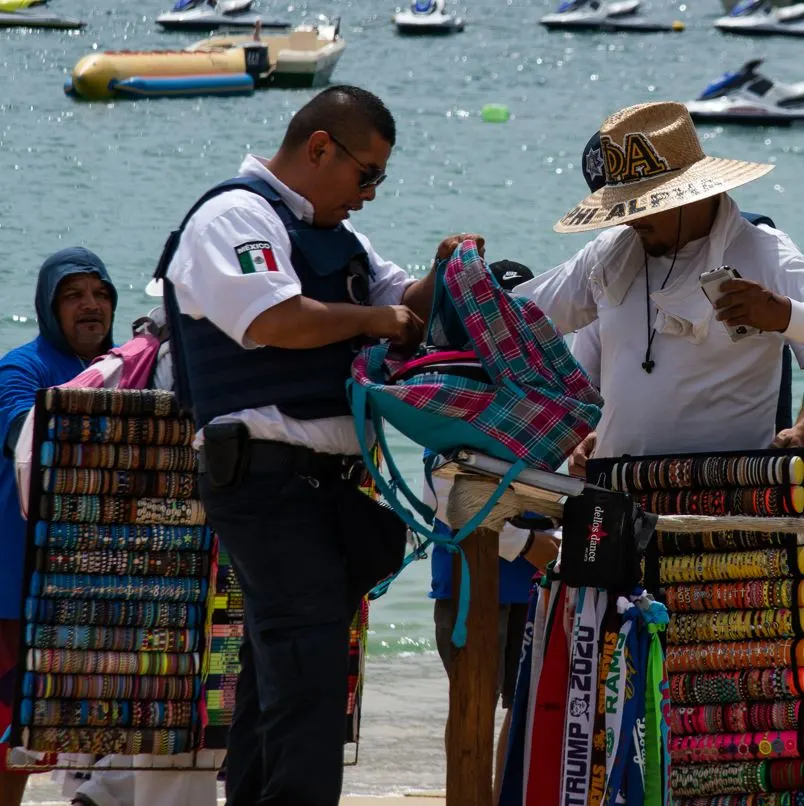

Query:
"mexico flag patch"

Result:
[[235, 241, 278, 273]]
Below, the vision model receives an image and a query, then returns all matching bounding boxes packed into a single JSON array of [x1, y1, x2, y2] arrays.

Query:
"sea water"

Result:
[[6, 0, 804, 796]]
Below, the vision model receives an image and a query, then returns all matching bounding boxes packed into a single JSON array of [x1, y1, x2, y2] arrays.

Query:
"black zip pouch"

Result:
[[559, 488, 656, 590], [203, 421, 252, 489]]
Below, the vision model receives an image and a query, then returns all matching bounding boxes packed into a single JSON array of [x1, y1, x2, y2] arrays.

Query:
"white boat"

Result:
[[686, 59, 804, 125], [721, 0, 792, 12], [393, 0, 464, 35], [540, 0, 683, 32], [0, 8, 85, 27], [185, 17, 345, 88], [715, 0, 804, 35], [156, 0, 288, 32]]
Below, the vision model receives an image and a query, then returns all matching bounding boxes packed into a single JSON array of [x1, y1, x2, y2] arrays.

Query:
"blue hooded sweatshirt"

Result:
[[0, 247, 116, 618]]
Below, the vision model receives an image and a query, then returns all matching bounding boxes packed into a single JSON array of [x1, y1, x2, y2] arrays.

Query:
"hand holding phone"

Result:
[[699, 266, 760, 342]]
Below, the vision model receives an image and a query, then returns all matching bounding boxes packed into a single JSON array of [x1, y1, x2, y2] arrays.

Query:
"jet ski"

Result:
[[715, 0, 804, 35], [540, 0, 684, 32], [156, 0, 288, 32], [0, 7, 85, 27], [686, 59, 804, 125], [393, 0, 464, 34]]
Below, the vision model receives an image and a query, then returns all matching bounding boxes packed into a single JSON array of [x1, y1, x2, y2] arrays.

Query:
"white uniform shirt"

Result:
[[516, 198, 804, 459], [167, 155, 415, 454]]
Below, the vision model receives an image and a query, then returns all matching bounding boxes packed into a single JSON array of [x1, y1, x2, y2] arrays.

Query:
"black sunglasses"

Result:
[[327, 132, 387, 190]]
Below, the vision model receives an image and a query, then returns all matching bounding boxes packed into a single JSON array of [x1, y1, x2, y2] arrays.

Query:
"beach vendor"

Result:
[[0, 248, 116, 806], [161, 84, 483, 806], [567, 125, 801, 475], [425, 259, 560, 801], [515, 101, 804, 465]]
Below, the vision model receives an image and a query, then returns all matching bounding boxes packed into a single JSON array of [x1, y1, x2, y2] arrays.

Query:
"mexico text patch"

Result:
[[235, 241, 278, 273]]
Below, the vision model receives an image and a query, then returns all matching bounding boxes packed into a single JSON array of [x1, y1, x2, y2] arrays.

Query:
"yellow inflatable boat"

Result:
[[66, 20, 346, 101]]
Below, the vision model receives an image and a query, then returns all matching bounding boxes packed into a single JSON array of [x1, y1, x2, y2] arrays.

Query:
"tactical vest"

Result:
[[154, 176, 371, 429]]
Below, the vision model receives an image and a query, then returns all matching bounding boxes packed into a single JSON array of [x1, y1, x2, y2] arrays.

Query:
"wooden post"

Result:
[[445, 521, 500, 806]]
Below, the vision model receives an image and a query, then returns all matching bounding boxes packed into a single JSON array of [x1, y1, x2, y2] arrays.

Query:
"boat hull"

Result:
[[156, 12, 288, 31], [393, 11, 464, 33], [687, 100, 804, 125], [714, 17, 804, 34], [66, 34, 346, 99], [0, 10, 84, 28], [540, 14, 679, 30]]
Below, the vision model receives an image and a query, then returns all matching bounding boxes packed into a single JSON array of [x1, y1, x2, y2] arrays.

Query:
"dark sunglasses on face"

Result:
[[327, 132, 387, 189]]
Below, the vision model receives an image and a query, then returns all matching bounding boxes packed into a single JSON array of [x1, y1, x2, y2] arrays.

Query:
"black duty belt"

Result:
[[199, 439, 364, 482]]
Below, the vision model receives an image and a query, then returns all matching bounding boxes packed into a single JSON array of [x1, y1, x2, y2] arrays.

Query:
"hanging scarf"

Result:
[[638, 597, 670, 806], [590, 592, 617, 806], [624, 617, 649, 806], [499, 580, 541, 806], [528, 583, 570, 806], [605, 600, 641, 805], [561, 587, 599, 806], [525, 578, 556, 796]]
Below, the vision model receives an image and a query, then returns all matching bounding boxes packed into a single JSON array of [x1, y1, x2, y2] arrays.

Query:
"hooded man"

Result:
[[515, 101, 804, 463], [0, 247, 116, 806]]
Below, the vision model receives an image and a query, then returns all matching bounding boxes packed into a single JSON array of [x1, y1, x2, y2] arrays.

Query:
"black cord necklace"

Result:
[[642, 209, 683, 374]]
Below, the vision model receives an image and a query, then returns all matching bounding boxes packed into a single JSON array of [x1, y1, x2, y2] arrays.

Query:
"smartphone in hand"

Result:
[[699, 265, 759, 342]]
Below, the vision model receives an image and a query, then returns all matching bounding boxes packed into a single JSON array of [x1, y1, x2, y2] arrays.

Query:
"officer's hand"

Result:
[[771, 423, 804, 448], [436, 233, 486, 260], [568, 432, 596, 480], [366, 305, 424, 350], [715, 279, 792, 333]]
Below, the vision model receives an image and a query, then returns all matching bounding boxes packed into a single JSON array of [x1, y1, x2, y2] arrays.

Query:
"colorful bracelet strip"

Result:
[[26, 624, 198, 653], [769, 761, 804, 791], [670, 761, 768, 796], [42, 468, 197, 499], [610, 455, 803, 492], [47, 415, 194, 447], [668, 610, 796, 644], [25, 727, 191, 755], [22, 672, 199, 702], [26, 649, 200, 676], [670, 730, 800, 764], [666, 640, 795, 673], [666, 581, 795, 613], [44, 388, 178, 417], [675, 794, 804, 805], [660, 549, 793, 584], [669, 669, 804, 705], [32, 573, 207, 603], [41, 550, 209, 578], [635, 486, 804, 517], [24, 598, 199, 628], [22, 698, 197, 729], [657, 531, 796, 556], [40, 441, 197, 473], [670, 701, 802, 735], [34, 522, 212, 553], [39, 495, 206, 526]]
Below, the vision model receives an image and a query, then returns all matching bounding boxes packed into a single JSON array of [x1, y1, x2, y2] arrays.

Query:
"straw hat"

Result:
[[554, 101, 774, 234]]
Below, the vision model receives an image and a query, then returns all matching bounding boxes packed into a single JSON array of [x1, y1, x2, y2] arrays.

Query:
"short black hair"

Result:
[[282, 85, 396, 151]]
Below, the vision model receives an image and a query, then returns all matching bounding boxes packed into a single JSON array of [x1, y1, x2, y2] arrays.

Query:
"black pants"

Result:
[[200, 463, 404, 806]]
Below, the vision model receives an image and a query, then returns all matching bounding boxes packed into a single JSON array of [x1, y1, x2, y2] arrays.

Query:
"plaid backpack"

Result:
[[346, 240, 602, 643]]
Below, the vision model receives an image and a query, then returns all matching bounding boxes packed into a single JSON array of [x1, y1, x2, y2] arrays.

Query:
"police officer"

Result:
[[159, 85, 482, 806]]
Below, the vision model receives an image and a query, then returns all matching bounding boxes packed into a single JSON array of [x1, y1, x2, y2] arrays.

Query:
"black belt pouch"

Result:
[[335, 484, 407, 600], [203, 422, 252, 489]]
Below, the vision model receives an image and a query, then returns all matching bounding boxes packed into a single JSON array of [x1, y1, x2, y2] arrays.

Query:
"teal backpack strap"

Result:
[[348, 380, 437, 533], [347, 380, 529, 649]]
